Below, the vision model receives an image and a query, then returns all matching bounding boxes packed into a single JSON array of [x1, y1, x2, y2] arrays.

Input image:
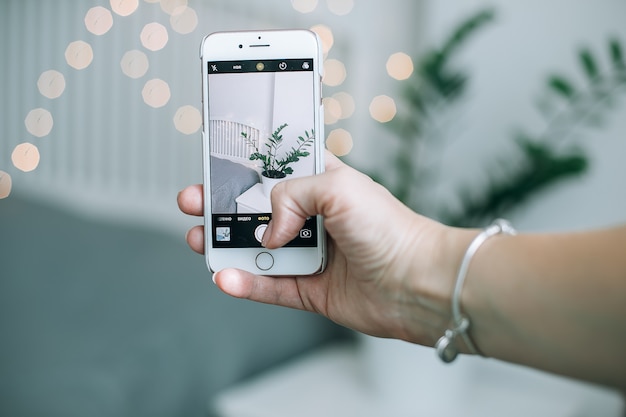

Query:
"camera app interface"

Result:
[[207, 58, 318, 248]]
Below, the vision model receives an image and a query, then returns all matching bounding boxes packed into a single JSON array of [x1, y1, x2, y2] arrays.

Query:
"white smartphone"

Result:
[[200, 29, 326, 275]]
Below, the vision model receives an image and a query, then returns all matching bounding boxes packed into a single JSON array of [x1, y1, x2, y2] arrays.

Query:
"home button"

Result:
[[255, 252, 274, 271]]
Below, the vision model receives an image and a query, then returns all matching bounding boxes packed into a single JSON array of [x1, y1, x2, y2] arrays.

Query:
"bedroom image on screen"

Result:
[[207, 59, 318, 248]]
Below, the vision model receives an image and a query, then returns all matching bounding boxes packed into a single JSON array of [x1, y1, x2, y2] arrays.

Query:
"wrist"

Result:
[[395, 218, 479, 348]]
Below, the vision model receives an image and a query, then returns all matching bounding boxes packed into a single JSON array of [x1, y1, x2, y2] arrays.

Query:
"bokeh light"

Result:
[[170, 6, 198, 34], [85, 6, 114, 35], [322, 58, 346, 87], [174, 105, 201, 134], [326, 128, 353, 156], [12, 143, 41, 172], [161, 0, 188, 15], [37, 70, 66, 99], [326, 0, 354, 16], [292, 0, 318, 13], [310, 24, 334, 55], [110, 0, 139, 16], [120, 50, 149, 79], [333, 91, 355, 119], [142, 78, 171, 108], [65, 40, 94, 70], [25, 108, 54, 137], [369, 95, 397, 123], [386, 52, 414, 81], [141, 22, 169, 51], [323, 96, 341, 125], [0, 171, 12, 199]]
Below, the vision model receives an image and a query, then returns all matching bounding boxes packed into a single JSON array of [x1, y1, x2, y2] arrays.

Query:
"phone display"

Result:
[[200, 30, 326, 275]]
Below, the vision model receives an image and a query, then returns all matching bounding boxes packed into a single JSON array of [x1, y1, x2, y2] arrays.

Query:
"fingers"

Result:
[[213, 268, 310, 311], [177, 184, 203, 216], [185, 225, 205, 254]]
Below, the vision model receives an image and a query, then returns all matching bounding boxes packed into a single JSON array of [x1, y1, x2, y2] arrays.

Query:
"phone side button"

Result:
[[255, 252, 274, 271]]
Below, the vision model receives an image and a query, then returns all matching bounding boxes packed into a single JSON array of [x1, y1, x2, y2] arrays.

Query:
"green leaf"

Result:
[[609, 37, 625, 69], [442, 139, 589, 227], [439, 8, 496, 60], [548, 75, 576, 100], [579, 48, 599, 82]]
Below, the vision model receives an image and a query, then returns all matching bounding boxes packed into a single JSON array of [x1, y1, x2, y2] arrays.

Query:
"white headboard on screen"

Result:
[[209, 119, 260, 165]]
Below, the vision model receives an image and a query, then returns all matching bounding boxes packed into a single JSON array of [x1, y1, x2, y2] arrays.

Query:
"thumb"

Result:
[[261, 174, 325, 249], [261, 155, 349, 248]]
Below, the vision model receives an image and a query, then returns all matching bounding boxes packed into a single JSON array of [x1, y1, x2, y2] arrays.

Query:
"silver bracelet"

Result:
[[435, 219, 517, 363]]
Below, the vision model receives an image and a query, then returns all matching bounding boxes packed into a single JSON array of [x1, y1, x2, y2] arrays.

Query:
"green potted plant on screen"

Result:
[[242, 123, 315, 195]]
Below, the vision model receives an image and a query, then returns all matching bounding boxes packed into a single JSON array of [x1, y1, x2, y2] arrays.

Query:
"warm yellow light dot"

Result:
[[0, 171, 12, 199], [142, 78, 171, 108], [174, 105, 201, 134], [65, 40, 94, 70], [333, 92, 355, 119], [110, 0, 139, 16], [292, 0, 318, 13], [85, 6, 113, 35], [37, 70, 66, 99], [161, 0, 187, 15], [310, 24, 334, 55], [326, 0, 354, 16], [141, 22, 169, 51], [25, 108, 54, 137], [12, 143, 41, 172], [326, 128, 353, 156], [386, 52, 414, 81], [170, 6, 197, 34], [323, 97, 341, 125], [323, 59, 346, 87], [120, 50, 149, 79], [369, 95, 397, 123]]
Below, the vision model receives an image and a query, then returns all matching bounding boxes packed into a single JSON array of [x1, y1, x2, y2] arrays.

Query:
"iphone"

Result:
[[200, 30, 326, 275]]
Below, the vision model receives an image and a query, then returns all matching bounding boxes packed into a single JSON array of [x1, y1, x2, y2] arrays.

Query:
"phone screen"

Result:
[[207, 58, 318, 249]]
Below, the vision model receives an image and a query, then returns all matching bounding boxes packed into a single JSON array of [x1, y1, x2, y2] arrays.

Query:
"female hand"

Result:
[[177, 153, 464, 345]]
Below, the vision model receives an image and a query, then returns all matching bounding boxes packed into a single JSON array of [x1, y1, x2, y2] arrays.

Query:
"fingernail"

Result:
[[211, 272, 217, 284], [261, 221, 273, 247]]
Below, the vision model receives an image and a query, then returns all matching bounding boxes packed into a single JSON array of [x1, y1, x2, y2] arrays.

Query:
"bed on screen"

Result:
[[209, 119, 261, 213]]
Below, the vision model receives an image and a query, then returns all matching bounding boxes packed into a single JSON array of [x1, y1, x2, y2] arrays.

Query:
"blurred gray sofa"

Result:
[[0, 195, 348, 417]]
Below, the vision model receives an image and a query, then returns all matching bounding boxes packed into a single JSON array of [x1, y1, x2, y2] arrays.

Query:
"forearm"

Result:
[[462, 226, 626, 390]]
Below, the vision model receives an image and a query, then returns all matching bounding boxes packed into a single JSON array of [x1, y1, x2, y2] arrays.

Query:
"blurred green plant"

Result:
[[366, 8, 496, 217], [442, 36, 626, 226], [366, 8, 626, 227]]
